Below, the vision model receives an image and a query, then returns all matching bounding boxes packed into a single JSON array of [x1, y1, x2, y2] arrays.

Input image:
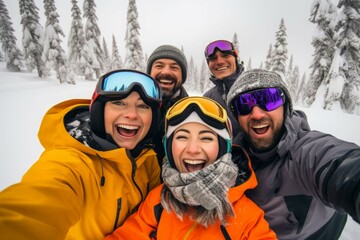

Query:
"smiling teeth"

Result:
[[184, 160, 205, 165], [253, 125, 268, 129], [160, 79, 172, 83], [118, 124, 139, 130]]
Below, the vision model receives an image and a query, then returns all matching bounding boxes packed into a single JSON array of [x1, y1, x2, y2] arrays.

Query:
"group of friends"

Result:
[[0, 40, 359, 240]]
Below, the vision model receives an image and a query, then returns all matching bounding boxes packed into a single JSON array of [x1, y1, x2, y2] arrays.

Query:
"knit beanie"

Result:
[[146, 45, 188, 83], [227, 68, 293, 116]]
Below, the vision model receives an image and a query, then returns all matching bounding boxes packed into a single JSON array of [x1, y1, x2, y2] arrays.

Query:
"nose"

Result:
[[249, 105, 266, 119], [123, 105, 138, 119], [185, 139, 201, 154]]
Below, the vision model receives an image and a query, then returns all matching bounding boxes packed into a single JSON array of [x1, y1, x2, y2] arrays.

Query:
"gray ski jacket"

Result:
[[242, 110, 360, 240]]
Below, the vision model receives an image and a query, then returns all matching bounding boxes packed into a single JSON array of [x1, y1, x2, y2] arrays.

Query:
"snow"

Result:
[[0, 62, 359, 238]]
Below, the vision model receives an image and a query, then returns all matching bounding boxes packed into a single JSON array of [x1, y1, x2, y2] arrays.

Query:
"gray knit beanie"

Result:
[[227, 68, 293, 116], [146, 45, 188, 83]]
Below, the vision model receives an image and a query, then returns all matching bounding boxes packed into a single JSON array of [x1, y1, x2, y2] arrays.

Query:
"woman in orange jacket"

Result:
[[105, 96, 277, 240]]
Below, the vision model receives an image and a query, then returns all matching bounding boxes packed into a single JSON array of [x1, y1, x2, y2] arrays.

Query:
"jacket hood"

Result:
[[38, 99, 157, 162]]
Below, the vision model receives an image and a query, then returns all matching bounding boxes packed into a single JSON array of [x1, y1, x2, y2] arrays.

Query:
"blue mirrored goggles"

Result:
[[93, 69, 162, 103], [230, 87, 285, 115]]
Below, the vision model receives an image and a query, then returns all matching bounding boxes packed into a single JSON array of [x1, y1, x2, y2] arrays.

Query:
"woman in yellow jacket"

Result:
[[105, 96, 277, 240], [0, 70, 162, 239]]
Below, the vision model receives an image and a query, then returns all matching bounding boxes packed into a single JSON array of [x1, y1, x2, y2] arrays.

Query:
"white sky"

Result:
[[5, 0, 317, 75]]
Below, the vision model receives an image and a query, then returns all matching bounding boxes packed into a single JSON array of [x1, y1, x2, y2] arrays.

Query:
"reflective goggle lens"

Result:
[[99, 70, 161, 101], [205, 40, 234, 59], [231, 88, 285, 115], [166, 96, 227, 123]]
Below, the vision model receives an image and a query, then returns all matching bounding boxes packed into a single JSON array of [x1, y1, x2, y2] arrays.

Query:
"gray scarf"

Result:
[[161, 153, 238, 227]]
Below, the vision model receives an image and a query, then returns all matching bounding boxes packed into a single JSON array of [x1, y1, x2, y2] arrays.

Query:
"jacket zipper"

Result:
[[113, 198, 122, 231]]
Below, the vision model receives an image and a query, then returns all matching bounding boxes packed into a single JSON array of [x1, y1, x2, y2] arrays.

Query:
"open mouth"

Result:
[[159, 79, 173, 85], [183, 159, 206, 172], [215, 66, 229, 71], [252, 124, 269, 135], [116, 124, 139, 137]]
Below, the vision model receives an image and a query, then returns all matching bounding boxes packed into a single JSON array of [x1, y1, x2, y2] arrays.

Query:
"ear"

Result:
[[233, 49, 239, 58]]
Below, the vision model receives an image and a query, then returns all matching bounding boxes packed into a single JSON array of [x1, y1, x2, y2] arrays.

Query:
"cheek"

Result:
[[139, 110, 152, 130], [207, 143, 219, 162], [172, 139, 185, 168], [104, 108, 116, 134]]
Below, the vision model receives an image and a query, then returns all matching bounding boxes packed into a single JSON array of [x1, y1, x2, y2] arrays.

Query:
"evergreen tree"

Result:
[[83, 0, 103, 78], [201, 59, 213, 93], [303, 0, 337, 107], [183, 56, 195, 91], [285, 54, 294, 85], [289, 65, 300, 102], [124, 0, 145, 71], [68, 0, 90, 77], [111, 34, 122, 71], [0, 0, 23, 72], [259, 62, 264, 69], [232, 32, 241, 64], [271, 18, 288, 77], [264, 43, 273, 70], [102, 37, 111, 72], [19, 0, 47, 77], [325, 0, 360, 114], [246, 58, 252, 70], [297, 71, 307, 105], [0, 50, 4, 62], [42, 0, 74, 84]]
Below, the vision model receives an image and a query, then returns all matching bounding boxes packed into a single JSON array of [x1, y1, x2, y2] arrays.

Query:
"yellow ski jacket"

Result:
[[0, 99, 161, 240]]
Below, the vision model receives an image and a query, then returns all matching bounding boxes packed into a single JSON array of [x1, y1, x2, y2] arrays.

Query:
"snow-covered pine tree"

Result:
[[0, 0, 23, 72], [271, 18, 288, 77], [183, 56, 195, 91], [285, 54, 294, 85], [264, 43, 273, 70], [102, 37, 111, 72], [303, 0, 337, 107], [124, 0, 145, 71], [19, 0, 48, 77], [42, 0, 74, 84], [297, 71, 307, 105], [259, 62, 264, 69], [326, 0, 360, 114], [201, 59, 213, 93], [232, 32, 241, 65], [68, 0, 90, 78], [289, 65, 300, 102], [246, 58, 252, 70], [83, 0, 103, 78], [0, 50, 4, 62], [111, 34, 122, 71]]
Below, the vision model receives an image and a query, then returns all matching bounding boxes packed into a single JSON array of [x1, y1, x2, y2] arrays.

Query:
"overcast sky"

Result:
[[5, 0, 319, 74]]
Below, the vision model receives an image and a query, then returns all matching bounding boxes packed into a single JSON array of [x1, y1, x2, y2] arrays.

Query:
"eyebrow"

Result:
[[174, 129, 216, 136]]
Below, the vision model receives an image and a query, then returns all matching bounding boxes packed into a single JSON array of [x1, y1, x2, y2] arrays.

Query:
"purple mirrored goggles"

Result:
[[230, 87, 285, 115], [204, 40, 235, 59]]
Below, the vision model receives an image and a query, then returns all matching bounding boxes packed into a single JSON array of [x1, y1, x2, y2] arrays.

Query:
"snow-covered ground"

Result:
[[0, 63, 359, 239]]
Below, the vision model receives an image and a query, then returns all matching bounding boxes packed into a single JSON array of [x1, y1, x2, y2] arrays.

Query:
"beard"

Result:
[[242, 119, 285, 153], [154, 72, 181, 98]]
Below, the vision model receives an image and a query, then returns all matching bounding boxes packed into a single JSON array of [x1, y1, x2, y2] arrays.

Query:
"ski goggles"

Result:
[[91, 69, 161, 104], [165, 96, 231, 133], [204, 40, 235, 59], [230, 87, 285, 116]]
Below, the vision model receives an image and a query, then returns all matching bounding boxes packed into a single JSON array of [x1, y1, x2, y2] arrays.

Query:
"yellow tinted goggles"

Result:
[[165, 96, 231, 132]]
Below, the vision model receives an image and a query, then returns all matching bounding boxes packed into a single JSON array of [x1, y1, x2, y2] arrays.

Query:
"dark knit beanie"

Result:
[[227, 68, 293, 116], [146, 45, 188, 83]]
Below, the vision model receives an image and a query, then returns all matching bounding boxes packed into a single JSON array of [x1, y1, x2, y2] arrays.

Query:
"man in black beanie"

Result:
[[147, 45, 189, 169]]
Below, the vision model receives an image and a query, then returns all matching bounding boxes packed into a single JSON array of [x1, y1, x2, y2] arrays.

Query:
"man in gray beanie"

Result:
[[227, 68, 360, 239], [147, 45, 189, 170]]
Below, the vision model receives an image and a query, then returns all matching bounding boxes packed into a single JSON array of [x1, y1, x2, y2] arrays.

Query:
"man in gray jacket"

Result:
[[227, 68, 360, 240]]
